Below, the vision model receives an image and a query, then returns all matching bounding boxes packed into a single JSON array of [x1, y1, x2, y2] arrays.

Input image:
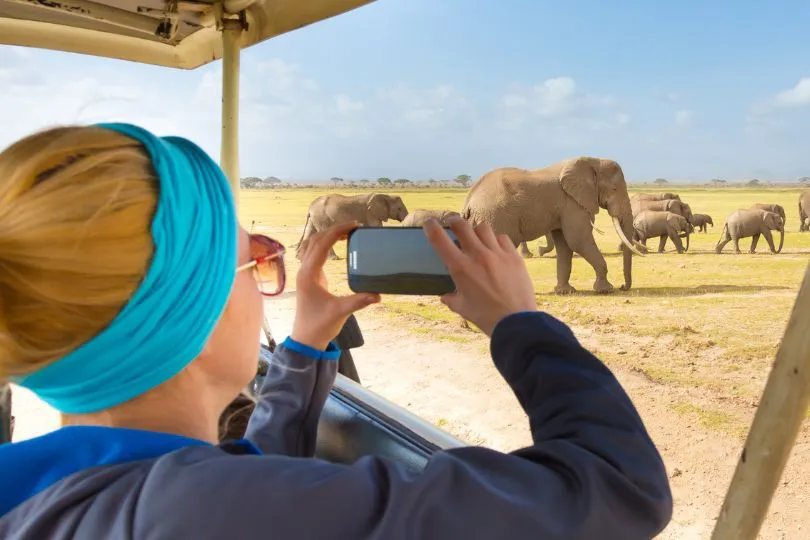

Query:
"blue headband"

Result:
[[13, 123, 238, 414]]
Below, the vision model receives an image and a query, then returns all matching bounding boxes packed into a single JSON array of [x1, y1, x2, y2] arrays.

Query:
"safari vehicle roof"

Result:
[[0, 0, 374, 69]]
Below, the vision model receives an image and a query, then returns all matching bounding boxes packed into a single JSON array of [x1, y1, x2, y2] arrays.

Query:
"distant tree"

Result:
[[240, 176, 262, 188], [747, 178, 761, 187], [799, 177, 810, 184], [264, 176, 282, 185], [348, 180, 357, 186], [454, 174, 472, 187], [710, 178, 727, 187], [653, 178, 669, 185], [428, 179, 438, 186], [377, 177, 392, 186], [394, 178, 410, 186], [359, 178, 370, 185], [330, 177, 344, 187]]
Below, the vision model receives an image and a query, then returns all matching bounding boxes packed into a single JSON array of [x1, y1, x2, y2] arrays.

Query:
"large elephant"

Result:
[[715, 209, 784, 254], [295, 193, 409, 260], [801, 190, 810, 232], [462, 157, 644, 294], [751, 203, 786, 223], [633, 211, 691, 253], [401, 209, 461, 227], [633, 192, 681, 201], [691, 213, 714, 233]]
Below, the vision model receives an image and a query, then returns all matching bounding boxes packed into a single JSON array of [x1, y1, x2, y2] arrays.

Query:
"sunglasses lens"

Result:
[[249, 235, 285, 295]]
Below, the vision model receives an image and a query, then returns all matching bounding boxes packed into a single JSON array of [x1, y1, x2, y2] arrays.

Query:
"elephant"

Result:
[[632, 211, 691, 254], [801, 190, 810, 232], [715, 209, 784, 254], [631, 198, 693, 223], [750, 203, 786, 223], [400, 209, 461, 227], [633, 192, 681, 201], [461, 157, 644, 295], [295, 193, 409, 260], [691, 213, 714, 233]]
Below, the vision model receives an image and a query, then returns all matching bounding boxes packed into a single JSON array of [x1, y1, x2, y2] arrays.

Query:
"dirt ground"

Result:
[[10, 286, 809, 539]]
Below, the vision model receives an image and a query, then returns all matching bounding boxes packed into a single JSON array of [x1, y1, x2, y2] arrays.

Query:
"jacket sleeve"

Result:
[[172, 311, 671, 540], [244, 337, 338, 457]]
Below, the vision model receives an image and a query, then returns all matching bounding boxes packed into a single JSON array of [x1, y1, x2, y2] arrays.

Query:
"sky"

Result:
[[1, 0, 810, 182]]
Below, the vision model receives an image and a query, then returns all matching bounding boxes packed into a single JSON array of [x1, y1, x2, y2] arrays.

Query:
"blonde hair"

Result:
[[0, 126, 158, 380]]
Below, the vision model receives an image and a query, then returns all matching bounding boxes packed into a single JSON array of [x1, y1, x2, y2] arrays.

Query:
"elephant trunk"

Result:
[[777, 226, 784, 253], [611, 215, 638, 291]]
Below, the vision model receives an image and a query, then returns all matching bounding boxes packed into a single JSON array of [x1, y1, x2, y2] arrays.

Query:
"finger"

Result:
[[447, 216, 486, 255], [497, 234, 515, 252], [337, 292, 381, 315], [424, 219, 466, 271], [302, 222, 359, 271], [474, 222, 500, 250], [439, 291, 463, 314]]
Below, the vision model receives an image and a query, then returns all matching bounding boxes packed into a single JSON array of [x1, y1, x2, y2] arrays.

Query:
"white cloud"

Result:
[[496, 76, 627, 143], [675, 109, 693, 127], [774, 77, 810, 107]]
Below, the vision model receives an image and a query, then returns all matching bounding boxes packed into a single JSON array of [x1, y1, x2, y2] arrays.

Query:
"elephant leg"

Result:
[[733, 237, 742, 254], [328, 246, 340, 260], [749, 233, 760, 253], [657, 235, 667, 253], [668, 228, 684, 253], [576, 240, 613, 293], [715, 233, 731, 253], [562, 228, 612, 294], [537, 234, 555, 256], [519, 241, 533, 258], [761, 230, 777, 253], [551, 230, 576, 294]]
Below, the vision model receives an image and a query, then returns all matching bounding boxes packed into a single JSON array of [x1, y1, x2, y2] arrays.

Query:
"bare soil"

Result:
[[10, 287, 809, 539]]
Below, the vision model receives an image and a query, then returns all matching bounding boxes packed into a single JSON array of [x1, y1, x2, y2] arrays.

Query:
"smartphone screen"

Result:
[[346, 227, 458, 295]]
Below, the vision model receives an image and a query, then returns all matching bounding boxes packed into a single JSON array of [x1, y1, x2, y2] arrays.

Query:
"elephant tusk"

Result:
[[613, 217, 645, 256]]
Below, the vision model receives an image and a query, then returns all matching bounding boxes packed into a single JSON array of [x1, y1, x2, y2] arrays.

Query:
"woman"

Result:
[[0, 123, 672, 539]]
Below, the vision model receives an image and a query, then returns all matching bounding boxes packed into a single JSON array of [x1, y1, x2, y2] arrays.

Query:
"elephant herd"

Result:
[[293, 160, 810, 295]]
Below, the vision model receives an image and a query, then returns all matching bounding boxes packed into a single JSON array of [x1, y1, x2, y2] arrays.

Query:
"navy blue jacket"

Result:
[[0, 311, 672, 539]]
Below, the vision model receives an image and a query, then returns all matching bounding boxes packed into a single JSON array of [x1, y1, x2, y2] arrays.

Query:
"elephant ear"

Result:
[[367, 193, 390, 221], [559, 157, 599, 217]]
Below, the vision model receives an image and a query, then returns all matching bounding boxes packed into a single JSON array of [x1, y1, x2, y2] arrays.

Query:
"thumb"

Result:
[[439, 291, 464, 315], [337, 293, 380, 316]]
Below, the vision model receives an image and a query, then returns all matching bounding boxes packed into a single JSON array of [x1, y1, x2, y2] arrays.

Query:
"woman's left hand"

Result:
[[290, 222, 380, 350]]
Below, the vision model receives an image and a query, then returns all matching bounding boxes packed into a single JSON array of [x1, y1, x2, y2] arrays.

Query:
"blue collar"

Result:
[[0, 426, 259, 517]]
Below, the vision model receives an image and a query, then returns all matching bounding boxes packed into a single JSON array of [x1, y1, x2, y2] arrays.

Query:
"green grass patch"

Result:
[[671, 401, 747, 439]]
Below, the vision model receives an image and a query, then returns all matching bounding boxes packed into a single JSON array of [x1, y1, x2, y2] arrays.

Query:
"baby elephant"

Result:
[[400, 209, 462, 227], [715, 209, 784, 254], [691, 213, 713, 233], [633, 210, 691, 254]]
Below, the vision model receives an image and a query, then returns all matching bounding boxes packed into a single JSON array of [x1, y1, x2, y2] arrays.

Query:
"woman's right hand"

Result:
[[423, 217, 538, 336]]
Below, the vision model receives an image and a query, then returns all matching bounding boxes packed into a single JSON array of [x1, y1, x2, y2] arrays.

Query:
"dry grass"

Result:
[[238, 186, 810, 436]]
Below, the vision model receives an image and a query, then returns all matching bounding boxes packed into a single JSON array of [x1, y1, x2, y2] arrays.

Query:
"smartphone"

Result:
[[346, 227, 458, 295]]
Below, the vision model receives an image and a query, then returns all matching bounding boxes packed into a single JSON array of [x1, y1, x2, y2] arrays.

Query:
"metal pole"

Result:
[[711, 263, 810, 540], [220, 18, 242, 203]]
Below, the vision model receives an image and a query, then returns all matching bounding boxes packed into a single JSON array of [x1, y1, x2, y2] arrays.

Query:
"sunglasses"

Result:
[[236, 234, 286, 296]]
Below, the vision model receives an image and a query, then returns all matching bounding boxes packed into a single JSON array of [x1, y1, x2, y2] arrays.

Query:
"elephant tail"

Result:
[[294, 213, 312, 249], [716, 223, 729, 247]]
